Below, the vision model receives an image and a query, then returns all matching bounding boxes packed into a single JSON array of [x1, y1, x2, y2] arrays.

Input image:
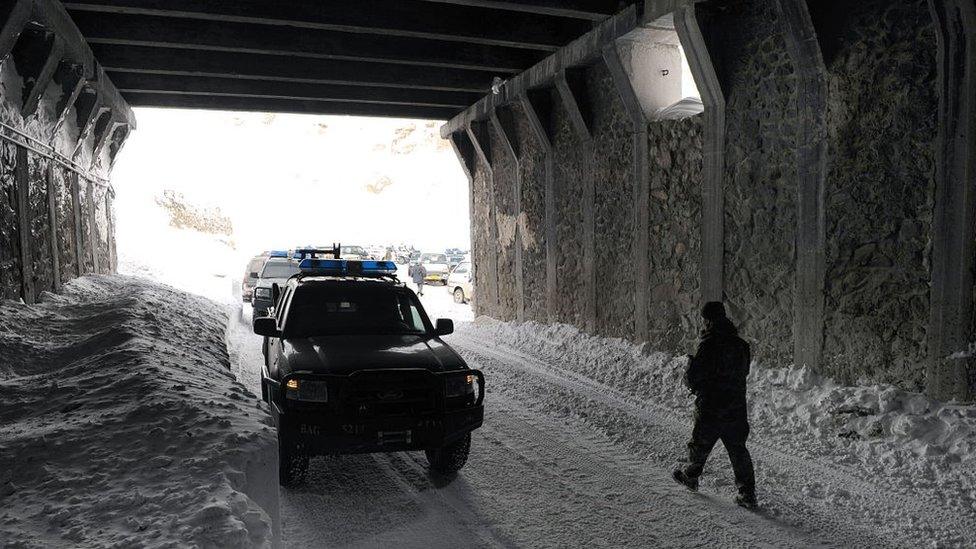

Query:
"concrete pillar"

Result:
[[15, 146, 34, 303], [490, 107, 525, 322], [520, 90, 558, 323], [467, 120, 500, 318], [70, 171, 84, 276], [674, 5, 725, 303], [46, 163, 61, 292], [602, 44, 650, 342], [87, 179, 98, 274], [927, 0, 976, 401], [774, 0, 828, 372], [554, 70, 596, 334]]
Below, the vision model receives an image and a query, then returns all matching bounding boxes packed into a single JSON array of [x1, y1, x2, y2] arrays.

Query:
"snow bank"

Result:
[[461, 319, 976, 518], [0, 276, 279, 548]]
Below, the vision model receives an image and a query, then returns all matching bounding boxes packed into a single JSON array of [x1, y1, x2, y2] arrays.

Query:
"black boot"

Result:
[[672, 469, 699, 491], [734, 490, 758, 510]]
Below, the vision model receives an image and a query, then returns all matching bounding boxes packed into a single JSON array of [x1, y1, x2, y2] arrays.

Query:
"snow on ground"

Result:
[[0, 276, 278, 548]]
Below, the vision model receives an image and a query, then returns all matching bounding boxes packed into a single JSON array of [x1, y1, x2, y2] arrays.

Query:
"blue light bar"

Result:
[[268, 250, 288, 258], [298, 259, 398, 277]]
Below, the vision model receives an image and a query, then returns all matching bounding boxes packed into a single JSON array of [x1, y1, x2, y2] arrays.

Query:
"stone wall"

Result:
[[470, 156, 494, 317], [489, 122, 519, 320], [509, 101, 548, 322], [588, 62, 637, 339], [0, 140, 19, 301], [52, 167, 78, 285], [699, 0, 799, 365], [551, 89, 588, 326], [646, 115, 704, 353], [451, 0, 973, 399]]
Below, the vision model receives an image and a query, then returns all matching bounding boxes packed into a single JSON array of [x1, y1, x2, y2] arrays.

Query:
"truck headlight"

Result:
[[445, 374, 476, 398], [255, 287, 271, 299], [284, 379, 328, 402]]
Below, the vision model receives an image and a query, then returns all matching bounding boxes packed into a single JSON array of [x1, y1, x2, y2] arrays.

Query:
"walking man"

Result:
[[411, 262, 427, 296], [672, 301, 758, 509]]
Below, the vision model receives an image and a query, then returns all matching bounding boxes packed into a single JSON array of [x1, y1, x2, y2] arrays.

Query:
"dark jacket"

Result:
[[684, 317, 751, 416], [410, 264, 427, 284]]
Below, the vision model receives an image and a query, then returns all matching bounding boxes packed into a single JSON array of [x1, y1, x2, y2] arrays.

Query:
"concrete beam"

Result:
[[415, 0, 621, 21], [65, 0, 591, 52], [603, 42, 649, 342], [0, 0, 31, 61], [673, 4, 724, 303], [490, 106, 525, 321], [122, 93, 461, 121], [554, 69, 592, 140], [774, 0, 828, 372], [71, 11, 542, 74], [467, 119, 501, 317], [22, 35, 64, 117], [106, 123, 129, 170], [441, 5, 639, 136], [72, 95, 102, 159], [109, 72, 481, 110], [49, 63, 88, 145], [927, 0, 976, 401], [90, 113, 120, 170], [520, 91, 558, 321], [93, 44, 493, 94]]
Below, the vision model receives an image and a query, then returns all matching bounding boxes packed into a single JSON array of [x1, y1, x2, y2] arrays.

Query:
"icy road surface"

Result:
[[228, 285, 975, 548]]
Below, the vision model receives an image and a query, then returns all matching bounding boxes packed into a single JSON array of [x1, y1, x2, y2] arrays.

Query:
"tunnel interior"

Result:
[[0, 0, 974, 404]]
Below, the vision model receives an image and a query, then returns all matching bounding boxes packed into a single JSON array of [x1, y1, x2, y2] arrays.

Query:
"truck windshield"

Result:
[[284, 286, 429, 337], [261, 263, 300, 279]]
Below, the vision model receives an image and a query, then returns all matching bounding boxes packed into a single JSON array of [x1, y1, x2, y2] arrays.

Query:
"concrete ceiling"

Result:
[[64, 0, 638, 120]]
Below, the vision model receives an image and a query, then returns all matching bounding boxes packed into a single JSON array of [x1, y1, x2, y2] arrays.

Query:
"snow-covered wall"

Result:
[[452, 0, 975, 400]]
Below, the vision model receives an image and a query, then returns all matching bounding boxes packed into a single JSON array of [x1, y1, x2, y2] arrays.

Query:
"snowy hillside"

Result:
[[0, 276, 278, 547]]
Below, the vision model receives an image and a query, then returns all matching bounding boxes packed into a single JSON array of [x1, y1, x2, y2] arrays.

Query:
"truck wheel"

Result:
[[453, 288, 465, 304], [426, 433, 471, 474], [278, 430, 309, 487]]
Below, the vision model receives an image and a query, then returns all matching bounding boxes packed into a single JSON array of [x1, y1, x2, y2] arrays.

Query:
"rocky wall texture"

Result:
[[509, 102, 548, 322], [699, 0, 799, 364], [0, 141, 20, 301], [551, 90, 588, 326], [588, 62, 636, 339], [78, 181, 95, 275], [53, 167, 77, 284], [646, 116, 704, 353], [489, 122, 519, 321], [26, 154, 54, 298], [94, 186, 111, 274], [819, 0, 937, 389], [471, 157, 494, 317]]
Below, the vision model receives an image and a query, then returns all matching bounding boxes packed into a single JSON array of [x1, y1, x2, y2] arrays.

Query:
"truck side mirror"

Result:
[[435, 318, 454, 336], [253, 317, 280, 337]]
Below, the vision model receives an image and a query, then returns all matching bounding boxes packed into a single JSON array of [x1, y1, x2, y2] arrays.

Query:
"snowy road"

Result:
[[227, 285, 975, 548]]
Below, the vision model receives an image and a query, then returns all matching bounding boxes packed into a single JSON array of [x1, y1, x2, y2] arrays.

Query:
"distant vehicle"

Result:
[[242, 253, 270, 303], [252, 257, 301, 317], [447, 253, 466, 270], [340, 245, 370, 260], [417, 252, 450, 285], [253, 253, 485, 486], [448, 260, 474, 304]]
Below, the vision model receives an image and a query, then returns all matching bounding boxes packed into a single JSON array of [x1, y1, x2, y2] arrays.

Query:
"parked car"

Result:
[[340, 245, 370, 260], [253, 256, 485, 486], [448, 260, 474, 304], [252, 257, 301, 317], [417, 252, 450, 285], [242, 253, 270, 303]]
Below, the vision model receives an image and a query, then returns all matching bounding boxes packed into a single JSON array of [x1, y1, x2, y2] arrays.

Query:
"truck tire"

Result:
[[425, 433, 471, 474], [453, 287, 465, 304], [278, 430, 309, 487]]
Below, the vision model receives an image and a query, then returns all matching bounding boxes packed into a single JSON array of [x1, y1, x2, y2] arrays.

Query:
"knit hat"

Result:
[[701, 301, 726, 321]]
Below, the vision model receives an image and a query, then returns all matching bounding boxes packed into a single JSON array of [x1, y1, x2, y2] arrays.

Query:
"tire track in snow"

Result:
[[453, 334, 970, 547]]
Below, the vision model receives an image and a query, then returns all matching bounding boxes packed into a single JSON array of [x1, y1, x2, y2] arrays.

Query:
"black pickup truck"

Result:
[[253, 254, 485, 486]]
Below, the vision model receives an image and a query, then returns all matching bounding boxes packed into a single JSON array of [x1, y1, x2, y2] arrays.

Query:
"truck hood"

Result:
[[280, 334, 466, 375], [423, 263, 449, 274]]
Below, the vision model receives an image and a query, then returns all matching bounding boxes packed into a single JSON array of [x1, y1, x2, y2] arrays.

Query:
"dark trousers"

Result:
[[683, 409, 756, 494]]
